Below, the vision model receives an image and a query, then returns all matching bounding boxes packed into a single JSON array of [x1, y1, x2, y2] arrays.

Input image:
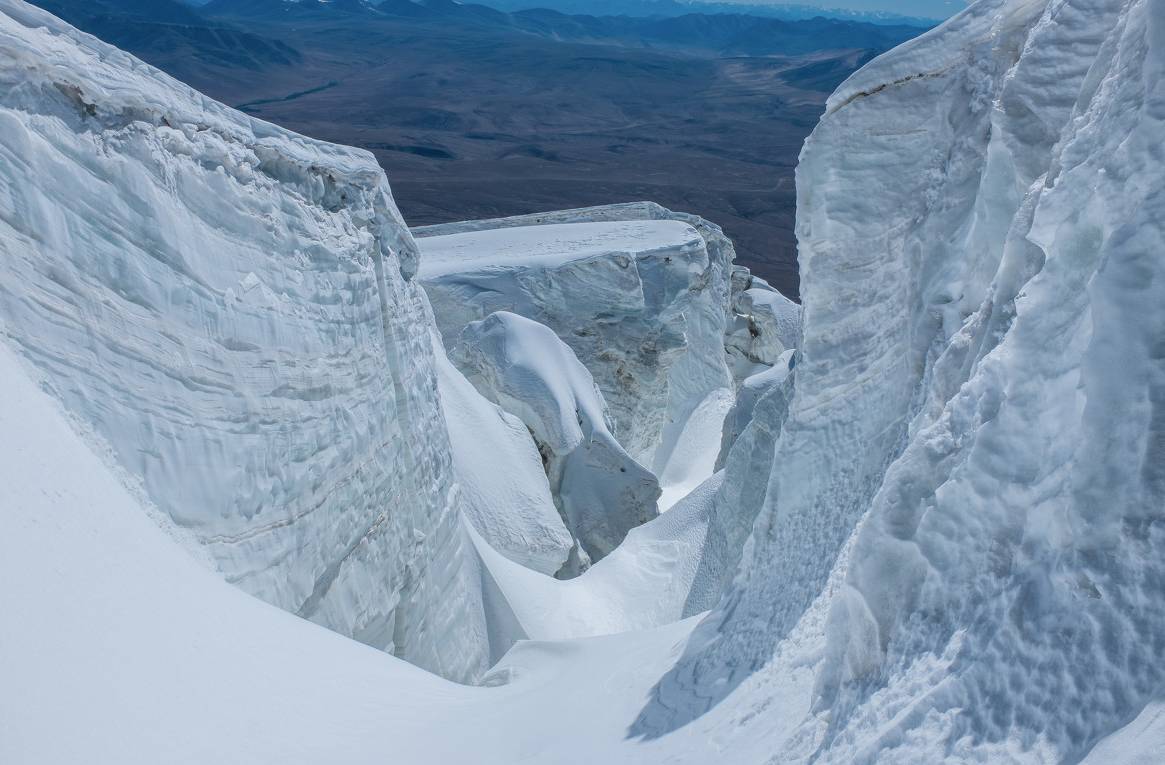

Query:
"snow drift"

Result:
[[454, 310, 660, 564]]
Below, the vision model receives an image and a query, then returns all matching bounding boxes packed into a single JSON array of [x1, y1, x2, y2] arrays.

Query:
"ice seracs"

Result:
[[416, 202, 736, 480], [716, 348, 795, 469], [5, 0, 1165, 760], [724, 266, 801, 383]]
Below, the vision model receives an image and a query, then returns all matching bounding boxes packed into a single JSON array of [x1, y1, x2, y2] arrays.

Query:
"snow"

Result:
[[417, 219, 703, 279], [469, 471, 723, 640], [0, 338, 452, 764], [433, 330, 575, 577], [4, 0, 1164, 762], [454, 310, 660, 562], [1081, 702, 1165, 765], [656, 387, 734, 512], [0, 333, 713, 764]]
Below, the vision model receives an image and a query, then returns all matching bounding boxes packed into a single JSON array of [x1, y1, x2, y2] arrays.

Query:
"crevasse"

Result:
[[1, 0, 1163, 761]]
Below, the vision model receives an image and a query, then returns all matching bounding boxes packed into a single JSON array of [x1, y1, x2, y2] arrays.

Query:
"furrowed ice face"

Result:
[[637, 0, 1165, 759], [0, 0, 491, 681]]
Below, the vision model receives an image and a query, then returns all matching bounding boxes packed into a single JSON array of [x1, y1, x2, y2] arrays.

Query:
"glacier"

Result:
[[3, 0, 1165, 761], [634, 0, 1165, 759]]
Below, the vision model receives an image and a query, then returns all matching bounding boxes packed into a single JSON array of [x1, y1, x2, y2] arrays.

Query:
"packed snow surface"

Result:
[[417, 219, 703, 278]]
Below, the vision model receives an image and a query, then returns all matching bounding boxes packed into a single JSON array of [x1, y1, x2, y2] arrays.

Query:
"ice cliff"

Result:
[[0, 0, 495, 681], [638, 0, 1165, 760], [724, 267, 801, 383]]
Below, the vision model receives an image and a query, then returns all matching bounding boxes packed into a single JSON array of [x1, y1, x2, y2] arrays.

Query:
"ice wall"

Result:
[[0, 0, 491, 681], [639, 0, 1165, 758]]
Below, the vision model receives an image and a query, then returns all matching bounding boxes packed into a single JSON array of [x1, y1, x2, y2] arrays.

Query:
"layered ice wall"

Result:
[[0, 0, 491, 681], [642, 0, 1165, 758], [416, 203, 734, 473]]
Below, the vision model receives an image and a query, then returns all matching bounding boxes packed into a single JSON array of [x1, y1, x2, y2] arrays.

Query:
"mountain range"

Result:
[[26, 0, 923, 296]]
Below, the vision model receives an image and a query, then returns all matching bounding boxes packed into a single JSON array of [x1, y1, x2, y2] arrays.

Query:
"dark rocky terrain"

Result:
[[28, 0, 925, 297]]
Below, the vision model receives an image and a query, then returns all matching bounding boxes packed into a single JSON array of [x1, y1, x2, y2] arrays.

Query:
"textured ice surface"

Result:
[[716, 348, 795, 469], [0, 0, 491, 681], [639, 0, 1165, 759], [416, 203, 735, 474], [454, 311, 660, 562]]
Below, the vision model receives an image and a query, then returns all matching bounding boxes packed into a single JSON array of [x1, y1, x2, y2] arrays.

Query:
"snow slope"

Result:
[[0, 0, 492, 681], [417, 203, 735, 475], [0, 339, 456, 764], [0, 334, 782, 765], [434, 331, 575, 577]]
